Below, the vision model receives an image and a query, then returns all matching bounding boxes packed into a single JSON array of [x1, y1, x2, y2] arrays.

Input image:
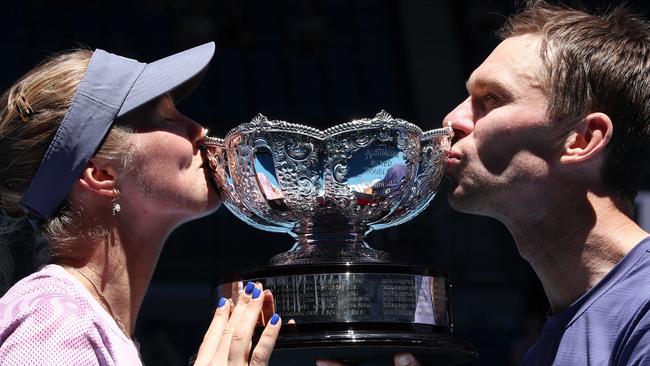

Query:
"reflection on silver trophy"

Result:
[[200, 111, 476, 364]]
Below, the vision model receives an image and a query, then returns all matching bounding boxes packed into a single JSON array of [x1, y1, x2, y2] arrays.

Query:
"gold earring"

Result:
[[111, 189, 121, 216]]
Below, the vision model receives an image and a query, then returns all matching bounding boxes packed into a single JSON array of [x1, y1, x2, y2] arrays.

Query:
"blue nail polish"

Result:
[[252, 287, 262, 299], [217, 297, 227, 308], [244, 281, 255, 295], [270, 313, 280, 325]]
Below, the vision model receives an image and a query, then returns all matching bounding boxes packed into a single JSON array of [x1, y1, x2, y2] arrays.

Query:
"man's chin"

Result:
[[447, 194, 465, 212], [446, 187, 478, 214]]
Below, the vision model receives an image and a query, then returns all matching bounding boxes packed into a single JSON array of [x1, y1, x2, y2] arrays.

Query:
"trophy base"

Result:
[[267, 323, 476, 366], [215, 263, 477, 365]]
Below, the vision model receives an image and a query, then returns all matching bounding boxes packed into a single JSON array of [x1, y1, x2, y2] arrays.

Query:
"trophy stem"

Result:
[[269, 221, 391, 265]]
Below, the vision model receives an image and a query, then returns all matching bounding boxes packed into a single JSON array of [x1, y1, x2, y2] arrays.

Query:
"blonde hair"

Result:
[[0, 50, 134, 291]]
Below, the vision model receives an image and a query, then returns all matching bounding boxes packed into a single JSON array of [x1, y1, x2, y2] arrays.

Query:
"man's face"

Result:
[[443, 34, 568, 219]]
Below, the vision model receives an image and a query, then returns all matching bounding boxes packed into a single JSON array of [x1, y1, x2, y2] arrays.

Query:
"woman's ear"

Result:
[[77, 157, 119, 198], [560, 112, 613, 164]]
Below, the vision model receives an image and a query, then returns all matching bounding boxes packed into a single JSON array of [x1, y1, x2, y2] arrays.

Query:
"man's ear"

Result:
[[77, 157, 119, 198], [560, 112, 613, 164]]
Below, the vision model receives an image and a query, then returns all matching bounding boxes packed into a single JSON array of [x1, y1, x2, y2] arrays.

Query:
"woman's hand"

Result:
[[194, 282, 281, 366]]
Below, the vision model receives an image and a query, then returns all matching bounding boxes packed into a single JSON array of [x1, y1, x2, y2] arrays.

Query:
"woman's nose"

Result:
[[182, 115, 206, 145], [444, 97, 474, 139]]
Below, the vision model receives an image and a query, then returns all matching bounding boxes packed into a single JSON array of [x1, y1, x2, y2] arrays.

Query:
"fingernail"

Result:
[[217, 297, 227, 308], [244, 281, 255, 295], [270, 313, 280, 325], [252, 287, 262, 299], [395, 353, 415, 366]]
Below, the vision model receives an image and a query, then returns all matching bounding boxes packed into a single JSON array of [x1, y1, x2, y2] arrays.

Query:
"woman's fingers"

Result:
[[195, 297, 411, 366], [195, 282, 281, 366], [260, 290, 275, 326], [213, 282, 255, 365], [228, 283, 266, 363], [193, 298, 232, 366], [249, 312, 282, 366]]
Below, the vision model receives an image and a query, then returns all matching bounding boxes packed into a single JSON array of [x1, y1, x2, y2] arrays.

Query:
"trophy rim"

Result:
[[322, 110, 423, 138], [204, 122, 452, 147], [225, 113, 325, 140], [223, 110, 426, 142], [200, 135, 224, 147], [423, 126, 454, 139]]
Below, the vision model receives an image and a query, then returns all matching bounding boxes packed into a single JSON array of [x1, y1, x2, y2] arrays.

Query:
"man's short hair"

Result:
[[499, 0, 650, 202]]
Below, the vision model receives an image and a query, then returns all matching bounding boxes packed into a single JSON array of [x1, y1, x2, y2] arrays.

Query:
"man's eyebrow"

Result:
[[465, 76, 514, 99]]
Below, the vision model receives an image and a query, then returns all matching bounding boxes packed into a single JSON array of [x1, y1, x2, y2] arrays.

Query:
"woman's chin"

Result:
[[203, 189, 224, 213]]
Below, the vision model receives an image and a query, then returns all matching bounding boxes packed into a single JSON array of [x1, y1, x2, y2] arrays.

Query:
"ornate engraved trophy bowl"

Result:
[[202, 112, 477, 365], [204, 111, 450, 264]]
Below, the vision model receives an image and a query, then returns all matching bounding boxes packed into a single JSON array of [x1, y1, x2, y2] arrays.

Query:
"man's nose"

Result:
[[444, 97, 474, 139]]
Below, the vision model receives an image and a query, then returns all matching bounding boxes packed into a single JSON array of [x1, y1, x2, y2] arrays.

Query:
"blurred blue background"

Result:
[[3, 1, 650, 365]]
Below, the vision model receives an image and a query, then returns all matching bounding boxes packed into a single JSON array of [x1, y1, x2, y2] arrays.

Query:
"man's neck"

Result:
[[506, 191, 648, 313]]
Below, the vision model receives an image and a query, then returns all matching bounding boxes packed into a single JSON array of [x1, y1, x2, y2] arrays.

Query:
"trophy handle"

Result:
[[199, 136, 228, 192], [200, 135, 288, 234]]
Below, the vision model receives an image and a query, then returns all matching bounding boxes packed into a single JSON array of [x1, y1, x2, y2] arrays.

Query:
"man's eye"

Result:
[[482, 94, 496, 103], [480, 94, 502, 109]]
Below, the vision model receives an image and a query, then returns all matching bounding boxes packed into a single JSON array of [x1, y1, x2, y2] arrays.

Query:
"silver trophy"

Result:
[[202, 111, 476, 365]]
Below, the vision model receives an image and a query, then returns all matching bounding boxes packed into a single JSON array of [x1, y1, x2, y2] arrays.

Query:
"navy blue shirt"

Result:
[[522, 237, 650, 365]]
